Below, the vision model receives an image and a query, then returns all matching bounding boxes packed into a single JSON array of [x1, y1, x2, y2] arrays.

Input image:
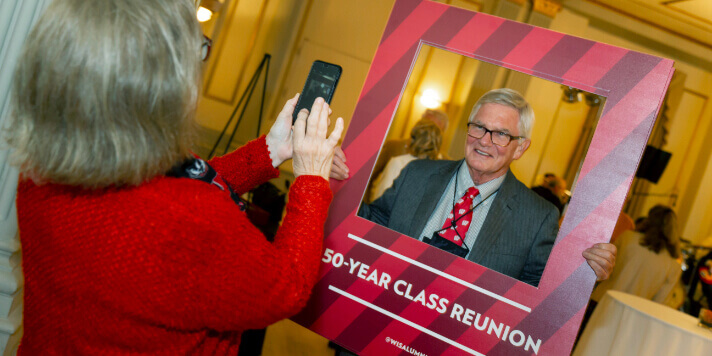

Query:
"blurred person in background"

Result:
[[590, 205, 681, 303], [580, 205, 682, 333], [369, 118, 442, 202], [531, 173, 568, 215], [6, 0, 343, 354], [366, 109, 449, 202]]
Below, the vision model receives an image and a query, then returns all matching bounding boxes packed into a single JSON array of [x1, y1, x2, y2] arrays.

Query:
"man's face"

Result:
[[464, 103, 530, 185]]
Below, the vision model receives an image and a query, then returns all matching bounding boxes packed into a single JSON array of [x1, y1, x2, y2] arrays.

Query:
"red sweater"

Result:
[[17, 136, 332, 355]]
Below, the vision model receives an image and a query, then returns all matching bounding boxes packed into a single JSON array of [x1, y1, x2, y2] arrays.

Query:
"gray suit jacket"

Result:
[[359, 159, 559, 286]]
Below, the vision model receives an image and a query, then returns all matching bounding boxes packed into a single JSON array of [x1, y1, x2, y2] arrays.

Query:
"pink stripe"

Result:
[[502, 27, 564, 71], [540, 305, 587, 355], [361, 3, 448, 96], [340, 96, 400, 183], [529, 179, 632, 300], [445, 13, 505, 54], [578, 61, 672, 180], [536, 179, 631, 297], [561, 43, 628, 88], [558, 179, 632, 250]]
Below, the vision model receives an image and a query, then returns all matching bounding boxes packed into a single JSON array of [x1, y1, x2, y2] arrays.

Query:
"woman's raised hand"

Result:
[[292, 97, 344, 180], [265, 94, 299, 168]]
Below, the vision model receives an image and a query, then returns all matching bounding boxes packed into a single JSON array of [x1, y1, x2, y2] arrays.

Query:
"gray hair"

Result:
[[468, 88, 535, 139], [6, 0, 202, 188]]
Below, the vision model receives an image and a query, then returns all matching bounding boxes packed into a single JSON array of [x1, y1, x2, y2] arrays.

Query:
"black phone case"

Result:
[[292, 60, 342, 123]]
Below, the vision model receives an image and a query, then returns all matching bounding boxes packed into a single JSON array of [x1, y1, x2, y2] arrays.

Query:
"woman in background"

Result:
[[590, 205, 681, 304], [7, 0, 343, 354], [369, 118, 442, 202]]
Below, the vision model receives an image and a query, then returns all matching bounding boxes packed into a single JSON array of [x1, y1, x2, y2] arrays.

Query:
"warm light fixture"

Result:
[[197, 6, 213, 22], [420, 89, 442, 109]]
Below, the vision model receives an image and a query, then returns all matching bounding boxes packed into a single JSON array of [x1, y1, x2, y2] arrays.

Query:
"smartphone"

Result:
[[292, 60, 342, 123]]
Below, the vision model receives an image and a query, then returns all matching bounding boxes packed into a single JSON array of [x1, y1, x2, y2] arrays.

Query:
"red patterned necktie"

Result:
[[439, 187, 479, 246]]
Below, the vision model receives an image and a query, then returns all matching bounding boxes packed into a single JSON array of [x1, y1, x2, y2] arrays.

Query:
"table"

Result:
[[574, 290, 712, 356]]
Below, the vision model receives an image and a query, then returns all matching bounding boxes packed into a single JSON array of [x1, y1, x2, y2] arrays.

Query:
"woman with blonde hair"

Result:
[[7, 0, 343, 354], [369, 118, 442, 201]]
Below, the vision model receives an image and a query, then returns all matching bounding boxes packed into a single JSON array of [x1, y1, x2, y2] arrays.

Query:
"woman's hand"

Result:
[[265, 94, 299, 168], [293, 97, 344, 180]]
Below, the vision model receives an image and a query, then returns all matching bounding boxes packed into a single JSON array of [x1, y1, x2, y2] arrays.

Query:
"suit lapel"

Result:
[[468, 170, 518, 263], [408, 160, 460, 238]]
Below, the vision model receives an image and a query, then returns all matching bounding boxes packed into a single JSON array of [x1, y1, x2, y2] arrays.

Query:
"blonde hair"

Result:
[[422, 109, 449, 131], [6, 0, 203, 188], [408, 119, 442, 160]]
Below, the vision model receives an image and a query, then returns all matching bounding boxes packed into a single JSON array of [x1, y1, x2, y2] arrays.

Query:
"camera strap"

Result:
[[166, 157, 248, 211]]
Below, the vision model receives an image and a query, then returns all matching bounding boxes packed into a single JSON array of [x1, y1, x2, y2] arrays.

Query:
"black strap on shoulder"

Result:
[[166, 157, 248, 211]]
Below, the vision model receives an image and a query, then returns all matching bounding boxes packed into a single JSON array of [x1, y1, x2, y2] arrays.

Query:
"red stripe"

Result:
[[379, 0, 424, 45], [445, 12, 505, 54], [310, 235, 433, 340], [341, 96, 400, 180], [562, 42, 628, 88], [502, 27, 565, 74], [332, 246, 462, 351], [353, 247, 492, 348], [361, 3, 448, 96], [360, 278, 470, 355]]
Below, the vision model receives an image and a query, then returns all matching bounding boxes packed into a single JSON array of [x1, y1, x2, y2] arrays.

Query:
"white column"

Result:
[[0, 1, 51, 354]]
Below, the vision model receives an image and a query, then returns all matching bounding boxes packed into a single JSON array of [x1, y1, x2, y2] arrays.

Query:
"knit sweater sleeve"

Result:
[[148, 175, 332, 332], [208, 135, 279, 195]]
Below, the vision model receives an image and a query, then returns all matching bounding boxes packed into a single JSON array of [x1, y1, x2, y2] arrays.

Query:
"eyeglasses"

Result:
[[466, 123, 525, 147], [201, 34, 212, 61]]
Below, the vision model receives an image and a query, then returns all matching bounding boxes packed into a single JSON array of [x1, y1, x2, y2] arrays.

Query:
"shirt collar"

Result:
[[456, 160, 506, 199]]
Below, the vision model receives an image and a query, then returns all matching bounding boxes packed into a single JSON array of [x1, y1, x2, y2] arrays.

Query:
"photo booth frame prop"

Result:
[[292, 0, 674, 355]]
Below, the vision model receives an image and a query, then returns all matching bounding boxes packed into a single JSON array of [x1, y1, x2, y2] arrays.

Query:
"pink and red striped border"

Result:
[[293, 1, 674, 355]]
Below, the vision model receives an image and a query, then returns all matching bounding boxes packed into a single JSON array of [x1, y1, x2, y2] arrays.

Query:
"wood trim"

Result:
[[399, 43, 435, 138], [662, 0, 712, 28], [532, 0, 561, 18], [670, 88, 709, 191], [585, 0, 712, 49], [447, 0, 484, 11], [676, 88, 712, 237]]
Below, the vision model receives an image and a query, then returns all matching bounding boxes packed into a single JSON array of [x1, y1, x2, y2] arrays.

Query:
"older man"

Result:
[[358, 88, 615, 286]]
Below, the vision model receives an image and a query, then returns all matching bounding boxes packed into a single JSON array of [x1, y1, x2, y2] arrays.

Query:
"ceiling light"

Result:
[[197, 6, 213, 22], [420, 89, 442, 109]]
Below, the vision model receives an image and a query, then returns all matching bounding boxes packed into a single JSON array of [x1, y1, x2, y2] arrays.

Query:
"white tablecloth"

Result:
[[574, 290, 712, 356]]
